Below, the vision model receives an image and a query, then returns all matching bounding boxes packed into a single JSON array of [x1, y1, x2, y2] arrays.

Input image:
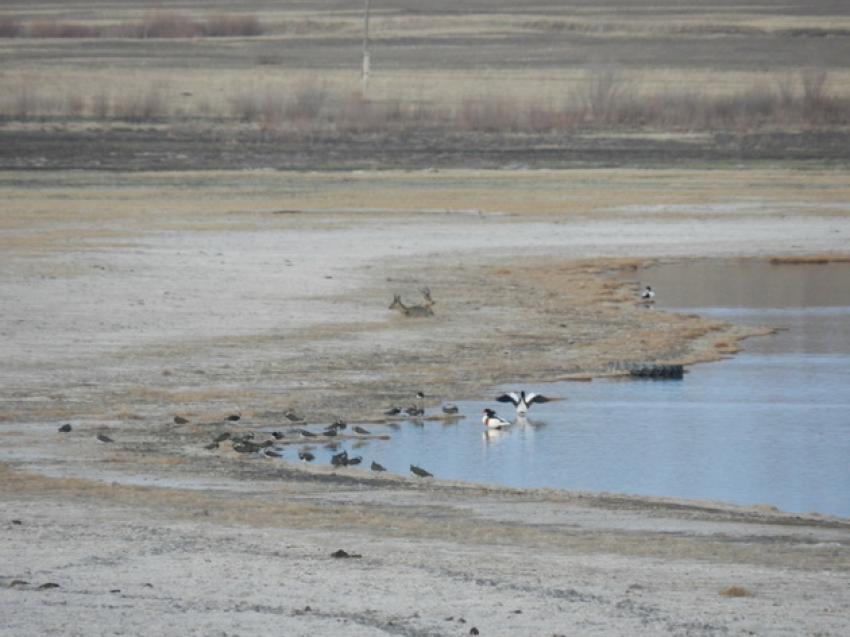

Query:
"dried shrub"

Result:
[[120, 12, 202, 39], [113, 85, 168, 122], [28, 20, 102, 38], [10, 83, 40, 121], [205, 14, 262, 37], [456, 96, 522, 132], [0, 14, 21, 37], [285, 83, 328, 120], [92, 92, 110, 121]]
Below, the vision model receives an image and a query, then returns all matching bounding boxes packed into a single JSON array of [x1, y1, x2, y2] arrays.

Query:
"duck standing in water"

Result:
[[482, 408, 512, 429], [641, 285, 655, 301], [495, 390, 550, 416]]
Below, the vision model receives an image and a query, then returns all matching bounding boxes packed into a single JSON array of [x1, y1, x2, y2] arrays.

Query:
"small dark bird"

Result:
[[371, 461, 387, 472], [204, 441, 219, 450], [285, 410, 304, 422], [410, 464, 432, 478], [331, 450, 349, 467], [226, 413, 241, 422], [298, 450, 315, 462], [405, 404, 424, 416], [58, 423, 72, 433], [173, 416, 189, 424], [271, 431, 285, 440], [441, 404, 459, 414], [384, 406, 402, 416], [347, 455, 363, 466], [233, 441, 261, 453], [353, 426, 370, 435], [415, 391, 426, 400], [496, 390, 550, 416], [331, 419, 348, 430], [97, 434, 114, 443], [322, 428, 338, 437], [214, 432, 232, 443], [298, 429, 317, 438]]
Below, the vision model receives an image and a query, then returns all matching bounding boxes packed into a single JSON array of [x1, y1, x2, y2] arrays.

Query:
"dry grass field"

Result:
[[1, 0, 849, 169]]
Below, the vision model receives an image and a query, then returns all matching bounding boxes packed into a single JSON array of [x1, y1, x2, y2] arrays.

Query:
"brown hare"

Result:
[[389, 293, 434, 317]]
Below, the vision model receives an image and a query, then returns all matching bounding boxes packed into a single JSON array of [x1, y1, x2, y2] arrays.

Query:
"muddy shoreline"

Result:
[[2, 172, 849, 636]]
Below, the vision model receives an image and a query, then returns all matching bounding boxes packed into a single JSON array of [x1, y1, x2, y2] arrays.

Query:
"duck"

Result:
[[482, 408, 511, 429], [641, 285, 655, 301], [331, 450, 349, 467], [495, 390, 550, 416]]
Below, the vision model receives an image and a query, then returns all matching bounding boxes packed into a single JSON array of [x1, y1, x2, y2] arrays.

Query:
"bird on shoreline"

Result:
[[410, 464, 432, 478], [371, 461, 387, 472], [482, 408, 511, 429], [495, 390, 550, 416], [641, 285, 655, 301]]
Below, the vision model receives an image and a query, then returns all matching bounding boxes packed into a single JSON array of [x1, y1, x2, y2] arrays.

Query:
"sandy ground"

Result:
[[2, 173, 850, 636]]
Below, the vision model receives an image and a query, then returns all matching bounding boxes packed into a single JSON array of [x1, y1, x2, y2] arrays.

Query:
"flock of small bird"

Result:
[[192, 397, 454, 478], [56, 283, 656, 479], [58, 388, 554, 480]]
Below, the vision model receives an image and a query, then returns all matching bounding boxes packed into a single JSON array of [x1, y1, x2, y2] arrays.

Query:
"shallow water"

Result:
[[284, 261, 850, 518]]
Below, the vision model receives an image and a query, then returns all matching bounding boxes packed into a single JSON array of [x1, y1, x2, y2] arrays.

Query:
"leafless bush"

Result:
[[285, 82, 328, 120], [7, 13, 266, 40], [63, 93, 86, 120], [113, 85, 168, 122], [28, 20, 102, 38], [456, 96, 522, 132], [205, 14, 262, 37], [0, 14, 21, 37], [582, 65, 634, 123], [10, 83, 40, 121], [92, 92, 110, 121], [775, 71, 797, 108], [801, 67, 828, 105], [336, 92, 382, 132], [118, 12, 202, 39], [230, 92, 261, 122]]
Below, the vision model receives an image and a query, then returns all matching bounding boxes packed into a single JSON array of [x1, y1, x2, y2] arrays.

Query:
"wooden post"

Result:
[[362, 0, 371, 96]]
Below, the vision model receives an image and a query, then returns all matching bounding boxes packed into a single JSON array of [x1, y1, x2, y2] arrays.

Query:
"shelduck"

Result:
[[482, 408, 511, 429], [495, 390, 550, 416]]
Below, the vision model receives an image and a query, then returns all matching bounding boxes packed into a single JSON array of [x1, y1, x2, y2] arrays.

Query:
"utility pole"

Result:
[[362, 0, 371, 97]]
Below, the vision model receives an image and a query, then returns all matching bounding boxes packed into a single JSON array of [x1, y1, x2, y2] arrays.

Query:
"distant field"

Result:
[[1, 0, 849, 169]]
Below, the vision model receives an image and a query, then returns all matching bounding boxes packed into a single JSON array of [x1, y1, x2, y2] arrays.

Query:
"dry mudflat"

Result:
[[2, 167, 850, 636]]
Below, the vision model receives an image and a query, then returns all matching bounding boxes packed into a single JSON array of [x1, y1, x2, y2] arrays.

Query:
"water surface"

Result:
[[285, 260, 850, 518]]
